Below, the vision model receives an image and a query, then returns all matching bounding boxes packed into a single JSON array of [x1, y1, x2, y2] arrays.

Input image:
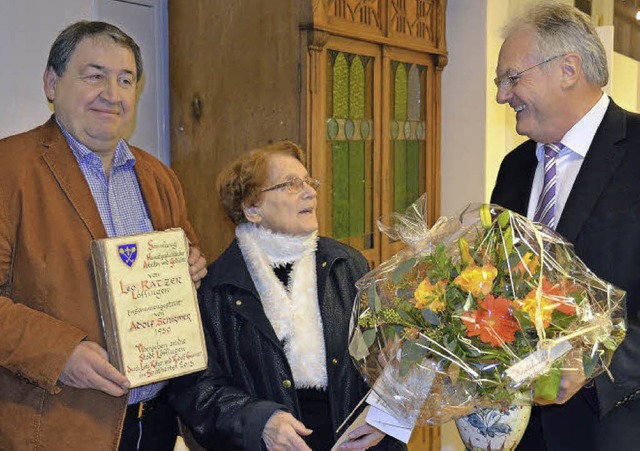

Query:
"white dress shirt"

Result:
[[526, 93, 610, 226]]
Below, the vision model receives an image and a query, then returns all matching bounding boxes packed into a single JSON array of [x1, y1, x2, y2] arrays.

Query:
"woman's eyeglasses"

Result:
[[261, 176, 321, 194]]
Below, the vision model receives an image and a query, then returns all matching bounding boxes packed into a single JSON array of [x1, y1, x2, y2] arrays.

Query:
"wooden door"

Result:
[[168, 0, 305, 260]]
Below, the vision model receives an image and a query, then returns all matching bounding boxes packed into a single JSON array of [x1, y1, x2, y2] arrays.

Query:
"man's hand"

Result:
[[262, 411, 312, 451], [337, 423, 385, 450], [535, 352, 586, 405], [59, 341, 130, 396], [188, 246, 207, 289]]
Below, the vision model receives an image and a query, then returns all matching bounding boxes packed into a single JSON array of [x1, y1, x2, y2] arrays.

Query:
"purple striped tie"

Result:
[[533, 143, 562, 228]]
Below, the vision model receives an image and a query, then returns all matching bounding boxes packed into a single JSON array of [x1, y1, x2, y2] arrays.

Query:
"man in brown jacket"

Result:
[[0, 21, 207, 450]]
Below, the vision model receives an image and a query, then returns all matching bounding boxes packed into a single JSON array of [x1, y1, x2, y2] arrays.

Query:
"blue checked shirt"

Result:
[[58, 121, 166, 404]]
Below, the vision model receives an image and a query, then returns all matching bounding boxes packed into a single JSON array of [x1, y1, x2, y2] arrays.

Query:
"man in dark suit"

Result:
[[491, 3, 640, 450]]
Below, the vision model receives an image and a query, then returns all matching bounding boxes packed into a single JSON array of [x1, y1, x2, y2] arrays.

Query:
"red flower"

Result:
[[461, 295, 520, 348]]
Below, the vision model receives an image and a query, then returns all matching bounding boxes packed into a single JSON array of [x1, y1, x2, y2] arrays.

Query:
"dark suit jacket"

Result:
[[491, 100, 640, 450]]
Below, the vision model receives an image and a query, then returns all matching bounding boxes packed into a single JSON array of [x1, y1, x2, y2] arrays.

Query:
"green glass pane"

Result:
[[406, 140, 421, 208], [394, 64, 408, 121], [333, 53, 349, 119], [350, 57, 365, 119], [345, 119, 355, 140], [349, 141, 366, 237], [420, 66, 427, 121], [327, 50, 373, 248], [360, 119, 371, 139], [394, 141, 407, 212], [327, 118, 338, 140], [332, 141, 350, 239], [407, 65, 421, 121]]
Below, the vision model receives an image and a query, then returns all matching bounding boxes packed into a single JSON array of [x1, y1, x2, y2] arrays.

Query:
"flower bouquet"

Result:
[[348, 198, 626, 445]]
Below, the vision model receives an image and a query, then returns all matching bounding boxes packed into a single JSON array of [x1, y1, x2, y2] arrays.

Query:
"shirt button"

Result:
[[235, 300, 242, 306], [282, 379, 292, 389]]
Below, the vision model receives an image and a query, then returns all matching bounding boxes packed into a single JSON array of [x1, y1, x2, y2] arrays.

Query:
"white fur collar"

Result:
[[236, 223, 327, 389]]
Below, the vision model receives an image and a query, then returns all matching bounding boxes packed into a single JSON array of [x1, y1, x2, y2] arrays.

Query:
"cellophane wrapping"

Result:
[[348, 198, 626, 426]]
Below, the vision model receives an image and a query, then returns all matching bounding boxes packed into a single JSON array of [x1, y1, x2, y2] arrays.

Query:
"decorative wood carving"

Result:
[[324, 0, 383, 29], [389, 0, 435, 43], [311, 0, 446, 54], [306, 30, 330, 94], [436, 54, 448, 72]]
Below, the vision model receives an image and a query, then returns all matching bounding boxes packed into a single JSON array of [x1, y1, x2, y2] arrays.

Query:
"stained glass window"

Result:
[[326, 50, 375, 250], [390, 61, 427, 213]]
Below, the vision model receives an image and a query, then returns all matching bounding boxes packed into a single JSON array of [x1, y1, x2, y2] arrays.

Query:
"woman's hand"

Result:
[[262, 411, 313, 451], [337, 423, 385, 450]]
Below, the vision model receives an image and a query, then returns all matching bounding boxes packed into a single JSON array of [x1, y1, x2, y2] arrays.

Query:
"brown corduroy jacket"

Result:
[[0, 117, 199, 450]]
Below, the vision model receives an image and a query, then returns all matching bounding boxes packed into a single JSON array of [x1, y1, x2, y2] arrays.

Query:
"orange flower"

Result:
[[454, 263, 498, 297], [414, 278, 447, 312], [461, 295, 520, 348], [515, 279, 577, 327], [513, 252, 539, 276], [556, 280, 580, 316]]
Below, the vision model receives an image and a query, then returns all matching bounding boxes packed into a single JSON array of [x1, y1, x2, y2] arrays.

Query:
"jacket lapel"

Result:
[[557, 101, 627, 242], [490, 140, 537, 216], [39, 117, 107, 239], [513, 143, 538, 215]]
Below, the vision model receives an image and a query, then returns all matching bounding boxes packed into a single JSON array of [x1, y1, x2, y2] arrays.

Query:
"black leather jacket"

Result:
[[169, 237, 406, 450]]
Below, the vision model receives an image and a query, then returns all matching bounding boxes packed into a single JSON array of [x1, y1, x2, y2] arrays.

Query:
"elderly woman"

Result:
[[169, 141, 404, 451]]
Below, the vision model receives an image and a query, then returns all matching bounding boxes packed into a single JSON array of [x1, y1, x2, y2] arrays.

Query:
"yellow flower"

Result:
[[414, 278, 447, 312], [453, 263, 498, 297], [514, 279, 577, 328], [514, 294, 554, 328], [459, 238, 475, 266]]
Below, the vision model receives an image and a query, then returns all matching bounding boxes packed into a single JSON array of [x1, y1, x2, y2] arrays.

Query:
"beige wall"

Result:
[[441, 1, 488, 218], [485, 1, 514, 206], [612, 52, 640, 112]]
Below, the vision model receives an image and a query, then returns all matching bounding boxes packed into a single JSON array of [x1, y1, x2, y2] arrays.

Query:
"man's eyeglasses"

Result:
[[494, 54, 563, 90], [261, 176, 321, 194]]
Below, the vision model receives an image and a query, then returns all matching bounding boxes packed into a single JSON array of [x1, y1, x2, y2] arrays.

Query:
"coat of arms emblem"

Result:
[[118, 244, 138, 267]]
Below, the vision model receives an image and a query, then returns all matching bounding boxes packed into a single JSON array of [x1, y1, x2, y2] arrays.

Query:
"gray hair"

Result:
[[504, 1, 608, 87], [46, 21, 143, 82]]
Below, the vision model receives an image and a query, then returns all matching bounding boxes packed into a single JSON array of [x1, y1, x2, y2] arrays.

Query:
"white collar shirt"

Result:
[[526, 93, 610, 226]]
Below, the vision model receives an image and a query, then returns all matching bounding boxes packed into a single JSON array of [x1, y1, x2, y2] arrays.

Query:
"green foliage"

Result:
[[368, 283, 381, 311], [400, 339, 428, 376], [583, 352, 600, 379], [425, 244, 454, 281], [391, 257, 417, 284]]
